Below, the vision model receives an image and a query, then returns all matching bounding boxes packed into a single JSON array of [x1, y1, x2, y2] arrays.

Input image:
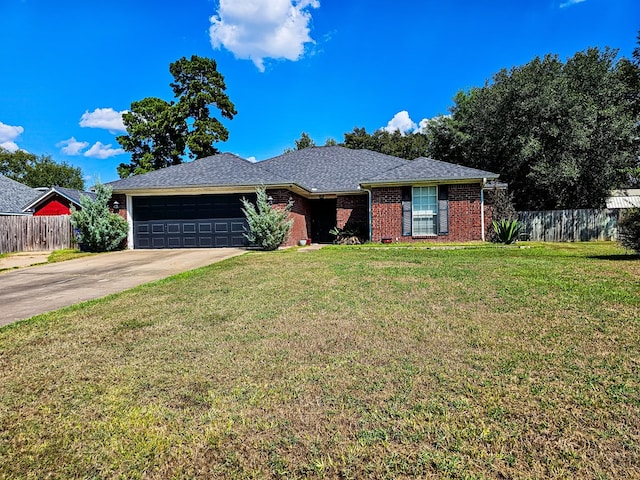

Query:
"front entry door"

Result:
[[309, 199, 337, 243]]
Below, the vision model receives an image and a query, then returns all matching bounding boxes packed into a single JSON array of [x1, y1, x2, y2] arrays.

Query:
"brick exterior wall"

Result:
[[336, 194, 368, 237], [371, 183, 486, 242], [111, 194, 127, 221], [267, 189, 310, 247]]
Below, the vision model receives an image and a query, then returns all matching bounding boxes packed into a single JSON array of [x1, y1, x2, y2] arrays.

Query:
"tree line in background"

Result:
[[294, 38, 640, 211], [0, 148, 84, 190]]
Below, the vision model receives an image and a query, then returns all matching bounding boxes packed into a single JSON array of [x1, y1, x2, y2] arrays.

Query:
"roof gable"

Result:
[[24, 186, 96, 212], [107, 153, 290, 191], [0, 175, 39, 214]]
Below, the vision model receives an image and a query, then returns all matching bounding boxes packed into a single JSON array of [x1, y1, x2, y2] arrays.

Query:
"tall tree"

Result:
[[0, 148, 84, 189], [117, 98, 186, 178], [117, 56, 236, 178], [170, 55, 237, 159], [422, 47, 639, 210]]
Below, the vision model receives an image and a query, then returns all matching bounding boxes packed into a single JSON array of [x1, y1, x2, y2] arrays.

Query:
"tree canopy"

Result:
[[340, 41, 640, 211], [117, 55, 236, 178], [0, 148, 84, 190], [422, 47, 639, 210]]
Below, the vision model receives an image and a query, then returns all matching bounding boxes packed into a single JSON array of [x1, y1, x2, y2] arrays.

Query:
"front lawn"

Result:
[[0, 243, 638, 479]]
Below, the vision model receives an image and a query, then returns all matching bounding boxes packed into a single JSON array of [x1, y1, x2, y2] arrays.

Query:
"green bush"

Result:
[[70, 182, 128, 252], [492, 219, 523, 244], [241, 187, 293, 250], [618, 208, 640, 253]]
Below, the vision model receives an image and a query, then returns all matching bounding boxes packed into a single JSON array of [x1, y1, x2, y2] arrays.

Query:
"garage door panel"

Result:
[[231, 222, 245, 233], [133, 195, 249, 249], [199, 223, 212, 234], [166, 223, 180, 234]]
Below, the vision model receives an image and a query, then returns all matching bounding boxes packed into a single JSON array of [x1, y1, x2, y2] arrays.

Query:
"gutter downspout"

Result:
[[126, 194, 134, 250], [360, 186, 373, 242], [480, 178, 486, 242]]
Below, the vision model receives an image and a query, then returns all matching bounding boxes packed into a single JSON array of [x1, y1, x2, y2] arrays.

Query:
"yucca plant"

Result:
[[492, 218, 523, 244]]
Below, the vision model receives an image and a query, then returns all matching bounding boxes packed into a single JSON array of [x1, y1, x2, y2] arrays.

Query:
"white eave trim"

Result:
[[359, 177, 498, 189]]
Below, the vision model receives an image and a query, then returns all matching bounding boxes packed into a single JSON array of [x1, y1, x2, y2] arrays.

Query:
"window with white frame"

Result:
[[412, 186, 437, 236]]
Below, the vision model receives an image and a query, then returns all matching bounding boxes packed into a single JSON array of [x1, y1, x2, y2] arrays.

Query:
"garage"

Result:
[[132, 194, 250, 249]]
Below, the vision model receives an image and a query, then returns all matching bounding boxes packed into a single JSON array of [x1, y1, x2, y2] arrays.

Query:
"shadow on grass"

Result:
[[589, 254, 640, 261]]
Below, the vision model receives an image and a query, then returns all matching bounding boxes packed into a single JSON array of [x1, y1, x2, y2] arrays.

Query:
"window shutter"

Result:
[[438, 185, 449, 235], [402, 186, 412, 236]]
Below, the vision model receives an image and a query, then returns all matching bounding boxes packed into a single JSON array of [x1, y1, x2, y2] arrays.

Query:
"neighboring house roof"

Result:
[[606, 189, 640, 209], [107, 153, 290, 191], [23, 186, 97, 212], [361, 157, 499, 185], [0, 175, 39, 214], [108, 147, 500, 195], [259, 146, 408, 193]]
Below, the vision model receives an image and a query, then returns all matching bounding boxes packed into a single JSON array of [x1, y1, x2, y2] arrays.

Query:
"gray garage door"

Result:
[[133, 195, 250, 249]]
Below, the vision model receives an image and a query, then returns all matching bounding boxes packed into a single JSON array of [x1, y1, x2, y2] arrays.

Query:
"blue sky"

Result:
[[0, 0, 638, 185]]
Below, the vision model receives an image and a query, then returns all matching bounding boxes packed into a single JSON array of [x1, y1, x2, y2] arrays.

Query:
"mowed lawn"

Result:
[[0, 243, 638, 479]]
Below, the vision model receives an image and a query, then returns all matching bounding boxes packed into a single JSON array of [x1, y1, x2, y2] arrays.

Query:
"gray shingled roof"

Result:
[[24, 186, 97, 211], [259, 146, 409, 193], [0, 175, 39, 214], [363, 157, 499, 184], [106, 148, 499, 195], [107, 153, 290, 191]]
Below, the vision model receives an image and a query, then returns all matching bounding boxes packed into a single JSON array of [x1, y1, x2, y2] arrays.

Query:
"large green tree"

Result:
[[0, 148, 84, 189], [342, 127, 430, 160], [422, 47, 640, 210], [117, 55, 236, 178]]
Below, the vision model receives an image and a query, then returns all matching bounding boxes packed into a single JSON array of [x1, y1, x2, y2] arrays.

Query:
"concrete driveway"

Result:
[[0, 248, 245, 327]]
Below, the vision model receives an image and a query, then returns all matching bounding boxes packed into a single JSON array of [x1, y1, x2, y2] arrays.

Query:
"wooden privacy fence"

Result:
[[517, 209, 619, 242], [0, 215, 76, 254]]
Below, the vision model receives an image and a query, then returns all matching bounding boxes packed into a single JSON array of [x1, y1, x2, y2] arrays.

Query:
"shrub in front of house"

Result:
[[618, 208, 640, 254], [241, 187, 294, 251], [71, 182, 128, 253]]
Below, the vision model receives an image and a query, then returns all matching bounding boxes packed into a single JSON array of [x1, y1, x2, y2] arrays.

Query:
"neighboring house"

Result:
[[606, 189, 640, 210], [23, 186, 96, 216], [0, 175, 39, 215], [107, 146, 499, 249]]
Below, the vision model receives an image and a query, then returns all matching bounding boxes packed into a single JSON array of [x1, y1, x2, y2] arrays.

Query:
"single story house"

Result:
[[0, 175, 39, 215], [107, 146, 499, 249], [23, 186, 96, 216]]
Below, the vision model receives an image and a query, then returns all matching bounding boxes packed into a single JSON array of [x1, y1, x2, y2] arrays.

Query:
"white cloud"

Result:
[[79, 108, 127, 133], [0, 121, 24, 152], [56, 136, 89, 156], [83, 142, 125, 159], [209, 0, 320, 72], [246, 156, 257, 163], [382, 111, 417, 135], [560, 0, 586, 8]]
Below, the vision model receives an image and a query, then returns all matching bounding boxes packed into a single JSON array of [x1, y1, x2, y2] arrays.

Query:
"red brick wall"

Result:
[[371, 188, 402, 242], [110, 194, 127, 221], [371, 184, 486, 242], [336, 194, 368, 236], [267, 189, 310, 247]]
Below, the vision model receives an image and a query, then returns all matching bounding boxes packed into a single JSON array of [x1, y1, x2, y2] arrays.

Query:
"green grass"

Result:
[[0, 242, 638, 479], [47, 248, 95, 263]]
